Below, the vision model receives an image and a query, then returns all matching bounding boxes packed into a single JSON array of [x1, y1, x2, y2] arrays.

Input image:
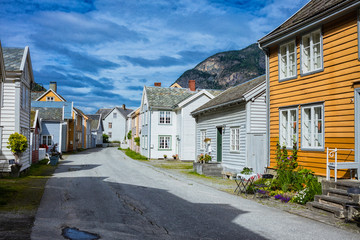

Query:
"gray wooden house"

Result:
[[191, 75, 266, 174]]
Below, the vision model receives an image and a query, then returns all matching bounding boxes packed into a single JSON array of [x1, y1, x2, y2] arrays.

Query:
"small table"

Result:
[[234, 173, 258, 196]]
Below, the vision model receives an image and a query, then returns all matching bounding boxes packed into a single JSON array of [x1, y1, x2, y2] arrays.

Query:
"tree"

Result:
[[7, 132, 28, 164]]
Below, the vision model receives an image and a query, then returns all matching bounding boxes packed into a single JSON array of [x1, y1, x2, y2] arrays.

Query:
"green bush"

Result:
[[103, 133, 109, 143], [127, 130, 132, 140], [134, 137, 140, 146], [7, 132, 28, 163]]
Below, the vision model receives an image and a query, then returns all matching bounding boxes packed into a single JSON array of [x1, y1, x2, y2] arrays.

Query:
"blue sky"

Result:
[[0, 0, 309, 113]]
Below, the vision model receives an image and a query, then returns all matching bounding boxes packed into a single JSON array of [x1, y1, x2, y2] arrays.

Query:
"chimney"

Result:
[[49, 81, 57, 92], [189, 80, 196, 91], [154, 82, 161, 87], [122, 104, 126, 110]]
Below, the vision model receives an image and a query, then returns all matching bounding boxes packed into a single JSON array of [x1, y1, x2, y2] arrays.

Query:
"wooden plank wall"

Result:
[[268, 11, 360, 177]]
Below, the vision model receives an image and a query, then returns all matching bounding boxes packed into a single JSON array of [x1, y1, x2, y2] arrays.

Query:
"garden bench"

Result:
[[326, 148, 359, 182]]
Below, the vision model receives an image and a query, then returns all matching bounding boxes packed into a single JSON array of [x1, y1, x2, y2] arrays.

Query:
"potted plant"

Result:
[[198, 154, 211, 163], [172, 154, 178, 160], [7, 132, 28, 177], [163, 154, 167, 159], [49, 143, 62, 166]]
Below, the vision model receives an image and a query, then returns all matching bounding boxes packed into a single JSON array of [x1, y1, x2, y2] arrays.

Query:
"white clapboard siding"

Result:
[[196, 104, 247, 171], [250, 93, 266, 133]]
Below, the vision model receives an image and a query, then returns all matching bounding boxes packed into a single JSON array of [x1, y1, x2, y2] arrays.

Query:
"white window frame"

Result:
[[108, 122, 112, 129], [200, 130, 206, 150], [0, 127, 2, 150], [279, 40, 296, 81], [301, 29, 323, 75], [108, 132, 112, 139], [230, 127, 240, 152], [46, 96, 54, 102], [301, 103, 324, 151], [142, 135, 145, 149], [144, 135, 148, 150], [159, 111, 171, 124], [159, 135, 171, 150], [42, 135, 52, 146], [279, 107, 298, 148]]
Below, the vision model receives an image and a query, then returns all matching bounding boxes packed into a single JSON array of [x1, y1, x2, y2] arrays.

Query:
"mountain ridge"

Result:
[[173, 43, 265, 90]]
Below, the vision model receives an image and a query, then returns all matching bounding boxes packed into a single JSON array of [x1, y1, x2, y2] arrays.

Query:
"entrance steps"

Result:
[[307, 180, 360, 220]]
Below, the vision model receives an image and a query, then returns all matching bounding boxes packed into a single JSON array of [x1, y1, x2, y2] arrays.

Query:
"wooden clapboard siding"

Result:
[[268, 10, 359, 177]]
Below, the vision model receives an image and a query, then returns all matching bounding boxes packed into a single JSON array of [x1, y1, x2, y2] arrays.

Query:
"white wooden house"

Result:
[[139, 83, 222, 160], [96, 105, 132, 142], [87, 114, 104, 147], [0, 46, 34, 172], [191, 75, 266, 174]]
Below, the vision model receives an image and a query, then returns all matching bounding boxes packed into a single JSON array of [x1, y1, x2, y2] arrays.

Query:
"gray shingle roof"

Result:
[[87, 114, 102, 131], [96, 108, 112, 118], [192, 75, 266, 115], [3, 47, 24, 71], [145, 87, 196, 109], [259, 0, 351, 44], [31, 91, 45, 100], [115, 106, 133, 118], [32, 107, 63, 121]]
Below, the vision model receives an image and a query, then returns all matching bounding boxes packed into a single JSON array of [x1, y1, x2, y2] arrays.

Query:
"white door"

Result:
[[248, 134, 266, 174]]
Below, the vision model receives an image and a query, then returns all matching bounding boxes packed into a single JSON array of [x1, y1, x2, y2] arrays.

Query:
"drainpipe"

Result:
[[258, 42, 270, 168], [148, 107, 152, 160]]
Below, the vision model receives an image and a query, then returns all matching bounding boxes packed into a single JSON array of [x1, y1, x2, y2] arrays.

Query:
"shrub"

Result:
[[7, 132, 28, 163], [103, 133, 109, 143], [134, 137, 140, 146], [127, 130, 132, 140]]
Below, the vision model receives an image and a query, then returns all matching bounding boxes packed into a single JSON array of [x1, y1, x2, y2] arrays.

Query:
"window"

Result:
[[159, 111, 171, 124], [200, 130, 206, 150], [46, 96, 54, 101], [279, 108, 298, 148], [301, 29, 322, 74], [42, 135, 52, 146], [109, 122, 112, 129], [230, 127, 240, 152], [113, 113, 117, 118], [108, 132, 112, 138], [279, 40, 296, 80], [159, 136, 171, 150], [0, 127, 2, 150], [142, 135, 145, 149], [22, 86, 29, 109], [301, 104, 324, 150], [144, 135, 148, 150]]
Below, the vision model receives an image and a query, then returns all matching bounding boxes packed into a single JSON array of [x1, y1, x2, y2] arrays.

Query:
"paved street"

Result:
[[32, 148, 358, 240]]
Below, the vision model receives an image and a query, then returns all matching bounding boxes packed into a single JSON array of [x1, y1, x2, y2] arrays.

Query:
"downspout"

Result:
[[148, 107, 152, 160], [258, 42, 270, 168]]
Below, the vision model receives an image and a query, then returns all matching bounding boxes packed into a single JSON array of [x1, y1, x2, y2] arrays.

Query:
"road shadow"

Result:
[[107, 181, 267, 239]]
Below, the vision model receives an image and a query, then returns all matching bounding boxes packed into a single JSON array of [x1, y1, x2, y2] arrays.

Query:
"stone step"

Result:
[[314, 195, 355, 209], [334, 181, 360, 190], [307, 201, 346, 218], [325, 187, 348, 199]]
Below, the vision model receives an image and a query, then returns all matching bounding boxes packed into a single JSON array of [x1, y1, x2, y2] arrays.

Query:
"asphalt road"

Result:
[[31, 148, 359, 240]]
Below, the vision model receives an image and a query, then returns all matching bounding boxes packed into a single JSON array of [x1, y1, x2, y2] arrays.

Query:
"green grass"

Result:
[[153, 162, 193, 170], [119, 148, 148, 161], [0, 159, 56, 211]]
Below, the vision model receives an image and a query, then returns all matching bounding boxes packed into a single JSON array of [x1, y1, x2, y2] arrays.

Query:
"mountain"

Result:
[[31, 82, 46, 92], [174, 43, 265, 89]]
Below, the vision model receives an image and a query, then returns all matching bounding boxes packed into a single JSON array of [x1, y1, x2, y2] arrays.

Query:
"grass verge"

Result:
[[0, 159, 57, 211], [118, 147, 148, 161]]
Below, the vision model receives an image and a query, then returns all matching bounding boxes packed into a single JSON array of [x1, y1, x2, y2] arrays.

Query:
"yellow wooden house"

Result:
[[258, 0, 360, 179]]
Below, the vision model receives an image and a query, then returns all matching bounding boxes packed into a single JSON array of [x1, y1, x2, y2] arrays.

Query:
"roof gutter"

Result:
[[259, 0, 360, 47], [191, 97, 245, 117]]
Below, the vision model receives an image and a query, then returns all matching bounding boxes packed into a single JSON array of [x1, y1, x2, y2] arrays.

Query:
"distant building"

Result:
[[96, 105, 133, 142]]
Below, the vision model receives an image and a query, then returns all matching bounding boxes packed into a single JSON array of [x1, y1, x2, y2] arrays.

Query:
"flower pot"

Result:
[[49, 155, 59, 166], [10, 164, 22, 178]]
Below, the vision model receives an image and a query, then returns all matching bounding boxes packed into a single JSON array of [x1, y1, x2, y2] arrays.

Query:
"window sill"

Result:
[[158, 149, 172, 151], [300, 147, 325, 152], [300, 68, 324, 77], [230, 151, 240, 154], [279, 75, 297, 82]]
